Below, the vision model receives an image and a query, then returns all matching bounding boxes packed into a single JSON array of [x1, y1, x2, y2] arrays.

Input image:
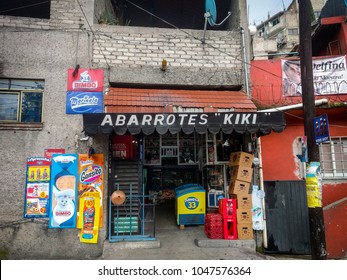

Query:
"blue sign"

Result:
[[314, 113, 330, 144], [66, 91, 103, 114]]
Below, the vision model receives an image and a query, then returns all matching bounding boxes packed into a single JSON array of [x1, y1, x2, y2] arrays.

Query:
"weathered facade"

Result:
[[0, 0, 253, 259]]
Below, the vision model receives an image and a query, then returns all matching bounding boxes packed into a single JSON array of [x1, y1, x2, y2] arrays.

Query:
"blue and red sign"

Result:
[[67, 69, 104, 92], [314, 113, 330, 144]]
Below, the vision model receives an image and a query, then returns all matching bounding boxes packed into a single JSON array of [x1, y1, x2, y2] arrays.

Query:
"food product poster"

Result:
[[24, 157, 51, 218], [77, 154, 104, 228], [49, 154, 78, 228], [78, 193, 100, 243]]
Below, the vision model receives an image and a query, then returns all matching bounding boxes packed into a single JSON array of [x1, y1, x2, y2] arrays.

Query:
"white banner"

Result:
[[282, 55, 347, 96]]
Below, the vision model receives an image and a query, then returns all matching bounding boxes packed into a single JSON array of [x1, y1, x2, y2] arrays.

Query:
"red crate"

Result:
[[204, 213, 223, 239], [218, 198, 237, 219], [223, 218, 238, 240]]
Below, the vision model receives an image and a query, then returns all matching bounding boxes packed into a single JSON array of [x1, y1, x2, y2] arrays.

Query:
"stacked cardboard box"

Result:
[[228, 152, 254, 240]]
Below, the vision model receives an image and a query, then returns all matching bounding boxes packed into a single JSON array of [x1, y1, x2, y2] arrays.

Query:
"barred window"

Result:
[[319, 137, 347, 179], [0, 79, 44, 124]]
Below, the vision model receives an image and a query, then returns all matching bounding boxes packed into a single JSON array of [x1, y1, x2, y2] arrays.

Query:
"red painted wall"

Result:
[[252, 58, 347, 259]]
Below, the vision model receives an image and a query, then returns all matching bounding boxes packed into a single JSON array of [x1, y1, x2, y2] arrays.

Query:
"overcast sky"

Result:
[[247, 0, 293, 26]]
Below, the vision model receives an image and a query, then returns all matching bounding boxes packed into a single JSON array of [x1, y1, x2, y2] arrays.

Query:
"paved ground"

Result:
[[101, 202, 277, 260]]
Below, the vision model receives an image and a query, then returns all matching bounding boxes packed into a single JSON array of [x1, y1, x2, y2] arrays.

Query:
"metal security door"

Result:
[[264, 180, 311, 255]]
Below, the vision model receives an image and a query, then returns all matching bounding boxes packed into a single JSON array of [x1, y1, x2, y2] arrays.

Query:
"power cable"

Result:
[[75, 0, 111, 72]]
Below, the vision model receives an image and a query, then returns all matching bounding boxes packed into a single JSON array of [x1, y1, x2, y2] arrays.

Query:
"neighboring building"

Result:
[[251, 0, 326, 59], [250, 0, 347, 259], [0, 0, 286, 259]]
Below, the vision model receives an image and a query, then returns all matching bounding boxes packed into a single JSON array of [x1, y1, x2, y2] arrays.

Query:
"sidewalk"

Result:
[[101, 203, 274, 260]]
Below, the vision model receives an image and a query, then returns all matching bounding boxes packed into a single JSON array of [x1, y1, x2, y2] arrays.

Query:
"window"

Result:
[[110, 0, 231, 30], [287, 28, 299, 35], [271, 18, 280, 27], [0, 0, 50, 19], [0, 79, 44, 124], [319, 137, 347, 179]]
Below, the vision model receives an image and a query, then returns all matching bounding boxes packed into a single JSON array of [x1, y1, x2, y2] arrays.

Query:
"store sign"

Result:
[[83, 112, 286, 136], [67, 69, 104, 92], [66, 91, 103, 114]]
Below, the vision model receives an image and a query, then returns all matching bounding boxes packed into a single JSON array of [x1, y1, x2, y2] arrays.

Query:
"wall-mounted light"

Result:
[[161, 59, 168, 71]]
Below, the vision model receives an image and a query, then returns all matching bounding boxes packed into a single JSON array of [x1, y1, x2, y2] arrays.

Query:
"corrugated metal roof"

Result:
[[105, 88, 257, 113]]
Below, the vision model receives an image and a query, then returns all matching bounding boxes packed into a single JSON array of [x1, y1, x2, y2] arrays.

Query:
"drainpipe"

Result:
[[241, 27, 250, 97], [257, 137, 268, 249], [258, 98, 328, 112]]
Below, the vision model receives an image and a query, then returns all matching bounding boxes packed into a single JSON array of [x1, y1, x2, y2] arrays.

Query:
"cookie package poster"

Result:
[[24, 157, 51, 218], [77, 154, 104, 229], [49, 154, 78, 229]]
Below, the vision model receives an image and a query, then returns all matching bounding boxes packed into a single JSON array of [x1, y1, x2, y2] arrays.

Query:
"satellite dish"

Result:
[[205, 0, 217, 26], [202, 0, 231, 43]]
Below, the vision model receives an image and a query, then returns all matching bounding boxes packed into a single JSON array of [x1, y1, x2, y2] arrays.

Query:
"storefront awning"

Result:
[[83, 112, 286, 136]]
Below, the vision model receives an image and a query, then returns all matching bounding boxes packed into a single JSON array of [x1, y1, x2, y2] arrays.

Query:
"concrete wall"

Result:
[[0, 0, 247, 259]]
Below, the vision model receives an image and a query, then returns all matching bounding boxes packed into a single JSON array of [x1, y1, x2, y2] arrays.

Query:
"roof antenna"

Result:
[[203, 0, 231, 44]]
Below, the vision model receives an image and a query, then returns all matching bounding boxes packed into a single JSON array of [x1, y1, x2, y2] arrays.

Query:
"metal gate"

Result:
[[264, 180, 311, 254], [109, 183, 156, 242]]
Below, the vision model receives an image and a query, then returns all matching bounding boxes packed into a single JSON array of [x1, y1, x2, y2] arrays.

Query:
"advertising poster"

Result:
[[282, 56, 347, 96], [77, 154, 104, 228], [314, 113, 330, 144], [78, 193, 100, 244], [24, 157, 51, 218], [252, 185, 264, 230], [306, 162, 323, 208], [49, 154, 78, 228]]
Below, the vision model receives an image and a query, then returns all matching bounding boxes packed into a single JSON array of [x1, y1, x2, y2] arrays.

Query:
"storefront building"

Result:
[[0, 0, 282, 259], [83, 88, 285, 241]]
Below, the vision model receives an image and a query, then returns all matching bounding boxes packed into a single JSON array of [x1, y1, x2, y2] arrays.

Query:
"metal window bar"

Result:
[[319, 137, 347, 179], [109, 183, 156, 242]]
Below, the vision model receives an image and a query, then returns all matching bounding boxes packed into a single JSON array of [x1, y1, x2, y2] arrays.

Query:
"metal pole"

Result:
[[298, 0, 327, 260], [241, 27, 250, 97]]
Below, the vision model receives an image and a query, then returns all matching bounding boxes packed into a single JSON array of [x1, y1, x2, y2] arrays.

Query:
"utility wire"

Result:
[[76, 0, 111, 71]]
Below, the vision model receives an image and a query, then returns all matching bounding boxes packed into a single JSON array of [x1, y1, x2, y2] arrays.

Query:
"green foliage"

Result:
[[98, 11, 119, 25]]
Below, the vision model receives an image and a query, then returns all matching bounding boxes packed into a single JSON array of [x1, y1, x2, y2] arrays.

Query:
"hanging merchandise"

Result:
[[24, 157, 51, 218], [77, 154, 104, 228], [49, 154, 79, 228], [252, 185, 265, 230]]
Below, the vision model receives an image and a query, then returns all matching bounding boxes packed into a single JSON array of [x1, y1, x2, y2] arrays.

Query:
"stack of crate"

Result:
[[228, 152, 254, 240], [218, 198, 237, 239], [204, 213, 224, 239]]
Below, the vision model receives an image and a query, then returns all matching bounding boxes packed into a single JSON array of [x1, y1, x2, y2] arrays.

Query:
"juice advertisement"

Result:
[[77, 154, 104, 228], [24, 157, 51, 218], [78, 192, 100, 243]]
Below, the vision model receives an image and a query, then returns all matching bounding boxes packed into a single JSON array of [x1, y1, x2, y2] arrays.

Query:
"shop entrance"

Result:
[[108, 130, 249, 238]]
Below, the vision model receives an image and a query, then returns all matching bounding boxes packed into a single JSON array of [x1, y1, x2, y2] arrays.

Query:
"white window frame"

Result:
[[319, 137, 347, 179]]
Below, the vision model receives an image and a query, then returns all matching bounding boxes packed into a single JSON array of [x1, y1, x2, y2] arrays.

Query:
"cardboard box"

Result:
[[230, 166, 253, 183], [236, 194, 252, 209], [237, 209, 252, 223], [237, 222, 254, 240], [229, 152, 254, 168], [228, 180, 250, 195]]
